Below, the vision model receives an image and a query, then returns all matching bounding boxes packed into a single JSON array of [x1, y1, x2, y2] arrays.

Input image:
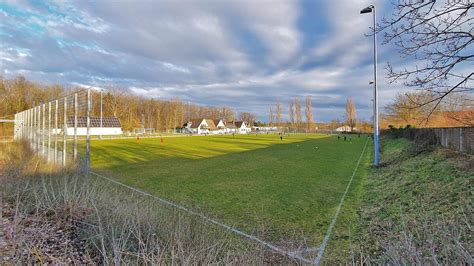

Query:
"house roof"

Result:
[[188, 119, 204, 128], [234, 121, 245, 128], [205, 119, 217, 130], [66, 116, 121, 128], [225, 121, 236, 128], [213, 119, 223, 126]]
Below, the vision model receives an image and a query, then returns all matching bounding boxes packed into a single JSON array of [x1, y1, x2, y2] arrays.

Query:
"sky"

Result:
[[0, 0, 409, 122]]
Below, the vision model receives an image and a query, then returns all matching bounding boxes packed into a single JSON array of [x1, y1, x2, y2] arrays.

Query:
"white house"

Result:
[[211, 119, 226, 134], [184, 119, 216, 135], [183, 119, 250, 135], [235, 121, 251, 134], [224, 121, 237, 133], [336, 125, 358, 132], [64, 116, 123, 136]]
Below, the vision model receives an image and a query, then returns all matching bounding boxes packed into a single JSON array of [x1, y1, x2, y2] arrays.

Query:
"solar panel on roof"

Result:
[[66, 116, 122, 128]]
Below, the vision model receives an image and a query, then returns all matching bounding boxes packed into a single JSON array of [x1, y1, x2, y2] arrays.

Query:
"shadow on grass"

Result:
[[90, 135, 369, 246]]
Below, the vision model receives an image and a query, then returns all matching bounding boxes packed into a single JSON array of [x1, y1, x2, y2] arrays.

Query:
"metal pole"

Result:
[[42, 103, 45, 155], [27, 109, 30, 142], [33, 104, 36, 151], [48, 102, 51, 162], [63, 97, 67, 168], [19, 112, 22, 139], [100, 90, 103, 139], [54, 100, 58, 165], [74, 93, 78, 160], [86, 89, 91, 177], [14, 113, 17, 140], [373, 6, 379, 166], [37, 105, 40, 152]]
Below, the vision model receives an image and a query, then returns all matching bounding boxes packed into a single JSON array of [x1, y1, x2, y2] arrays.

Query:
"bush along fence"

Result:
[[383, 126, 473, 154]]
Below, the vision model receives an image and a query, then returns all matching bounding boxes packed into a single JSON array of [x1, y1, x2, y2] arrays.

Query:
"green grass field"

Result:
[[90, 134, 369, 246]]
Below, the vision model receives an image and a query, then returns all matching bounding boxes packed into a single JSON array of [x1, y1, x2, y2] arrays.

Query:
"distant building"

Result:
[[336, 125, 358, 132], [183, 119, 209, 135], [183, 119, 250, 134], [212, 119, 226, 134], [64, 116, 123, 136], [234, 121, 251, 134]]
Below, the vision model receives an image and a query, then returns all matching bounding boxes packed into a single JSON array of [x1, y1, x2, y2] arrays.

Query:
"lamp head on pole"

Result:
[[360, 5, 374, 14]]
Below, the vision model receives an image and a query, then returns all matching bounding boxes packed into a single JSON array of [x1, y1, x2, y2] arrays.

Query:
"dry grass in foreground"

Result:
[[0, 142, 292, 264]]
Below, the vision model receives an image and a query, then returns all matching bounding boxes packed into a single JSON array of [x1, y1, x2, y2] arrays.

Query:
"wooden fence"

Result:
[[384, 127, 473, 154]]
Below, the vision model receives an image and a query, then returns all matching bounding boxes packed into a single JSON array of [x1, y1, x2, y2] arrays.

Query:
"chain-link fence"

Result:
[[13, 89, 92, 175]]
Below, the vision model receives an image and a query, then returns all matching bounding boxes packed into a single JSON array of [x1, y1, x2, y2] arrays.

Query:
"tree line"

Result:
[[0, 75, 244, 134], [269, 96, 358, 132]]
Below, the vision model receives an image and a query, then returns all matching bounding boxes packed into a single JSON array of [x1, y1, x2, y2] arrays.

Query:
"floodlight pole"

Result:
[[361, 5, 379, 166]]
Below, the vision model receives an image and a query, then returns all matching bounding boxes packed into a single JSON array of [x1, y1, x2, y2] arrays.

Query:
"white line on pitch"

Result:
[[90, 171, 313, 264], [313, 137, 369, 265]]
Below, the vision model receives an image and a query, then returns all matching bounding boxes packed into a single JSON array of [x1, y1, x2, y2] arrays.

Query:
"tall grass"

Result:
[[1, 142, 287, 264]]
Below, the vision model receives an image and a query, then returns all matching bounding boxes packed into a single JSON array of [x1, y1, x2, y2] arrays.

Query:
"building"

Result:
[[64, 116, 123, 136], [183, 118, 215, 135], [336, 125, 358, 132], [235, 121, 251, 134], [212, 119, 226, 134], [183, 119, 250, 135]]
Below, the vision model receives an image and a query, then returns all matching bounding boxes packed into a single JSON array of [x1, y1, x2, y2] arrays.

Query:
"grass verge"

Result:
[[353, 136, 473, 264]]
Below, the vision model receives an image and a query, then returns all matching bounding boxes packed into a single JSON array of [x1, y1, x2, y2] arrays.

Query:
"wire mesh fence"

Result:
[[13, 89, 92, 175]]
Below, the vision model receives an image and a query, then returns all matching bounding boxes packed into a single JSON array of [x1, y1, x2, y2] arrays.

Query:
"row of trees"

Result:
[[0, 76, 241, 133], [268, 96, 359, 131], [385, 90, 473, 127], [268, 96, 316, 131]]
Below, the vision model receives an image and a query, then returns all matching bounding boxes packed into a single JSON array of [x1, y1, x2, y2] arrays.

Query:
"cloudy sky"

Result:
[[1, 0, 408, 122]]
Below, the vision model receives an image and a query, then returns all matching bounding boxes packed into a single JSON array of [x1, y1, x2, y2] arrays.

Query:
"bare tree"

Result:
[[380, 0, 473, 118], [289, 99, 295, 130], [269, 106, 274, 127], [295, 97, 302, 129], [345, 97, 357, 132], [276, 100, 282, 128], [239, 112, 256, 126], [305, 96, 314, 131], [386, 91, 434, 125]]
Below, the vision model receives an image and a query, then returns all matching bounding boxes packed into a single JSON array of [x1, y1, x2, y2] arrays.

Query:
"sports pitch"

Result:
[[90, 134, 369, 248]]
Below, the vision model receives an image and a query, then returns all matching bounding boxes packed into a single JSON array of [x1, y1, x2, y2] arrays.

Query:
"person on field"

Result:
[[280, 135, 283, 141], [344, 135, 346, 141], [338, 135, 340, 140]]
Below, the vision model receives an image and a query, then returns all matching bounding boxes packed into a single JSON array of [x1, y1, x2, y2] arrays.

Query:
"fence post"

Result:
[[37, 105, 40, 152], [459, 128, 463, 153], [54, 100, 58, 165], [63, 97, 67, 168], [14, 113, 17, 140], [48, 102, 51, 162], [27, 109, 30, 142], [74, 93, 78, 160], [86, 89, 91, 177], [33, 105, 36, 150], [42, 103, 45, 156]]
